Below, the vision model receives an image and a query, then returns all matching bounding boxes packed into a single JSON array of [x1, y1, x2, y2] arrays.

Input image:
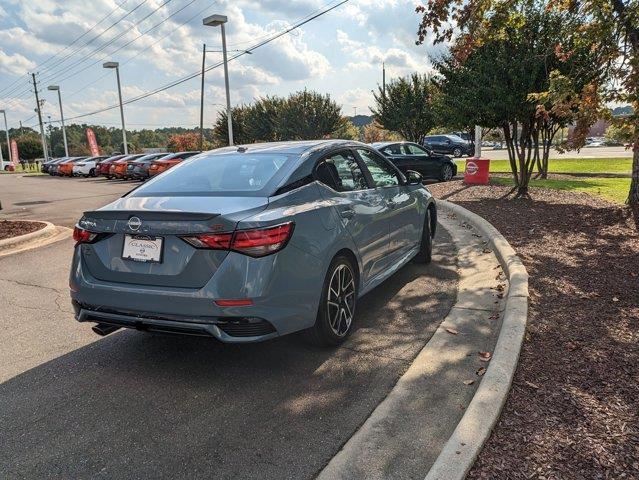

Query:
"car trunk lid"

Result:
[[78, 196, 268, 288]]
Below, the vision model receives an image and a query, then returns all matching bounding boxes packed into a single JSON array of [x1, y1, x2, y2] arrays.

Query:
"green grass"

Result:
[[456, 157, 632, 174], [492, 176, 630, 204]]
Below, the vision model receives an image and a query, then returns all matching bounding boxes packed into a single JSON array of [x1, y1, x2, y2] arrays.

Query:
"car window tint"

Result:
[[382, 144, 403, 155], [405, 144, 429, 155], [356, 148, 400, 187], [133, 153, 292, 196], [317, 152, 368, 192]]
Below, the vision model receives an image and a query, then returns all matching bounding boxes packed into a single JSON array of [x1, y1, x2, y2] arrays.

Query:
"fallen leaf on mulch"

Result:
[[525, 381, 540, 390], [445, 327, 459, 335], [612, 297, 619, 302], [566, 342, 579, 351], [463, 380, 475, 385], [478, 351, 492, 362], [476, 367, 486, 376]]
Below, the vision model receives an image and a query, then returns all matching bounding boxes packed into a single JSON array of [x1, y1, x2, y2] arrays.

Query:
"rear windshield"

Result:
[[131, 152, 294, 197]]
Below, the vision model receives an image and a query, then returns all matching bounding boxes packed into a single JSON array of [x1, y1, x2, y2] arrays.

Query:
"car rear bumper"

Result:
[[69, 244, 325, 343], [73, 302, 278, 343]]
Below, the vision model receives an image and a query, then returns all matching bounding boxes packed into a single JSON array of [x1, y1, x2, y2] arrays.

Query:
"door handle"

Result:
[[339, 209, 355, 218]]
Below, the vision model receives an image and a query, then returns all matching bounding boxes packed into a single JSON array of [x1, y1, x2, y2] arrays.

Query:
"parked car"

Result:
[[372, 141, 458, 181], [128, 152, 170, 180], [58, 157, 89, 177], [70, 140, 436, 346], [73, 156, 108, 177], [110, 154, 145, 179], [48, 157, 72, 176], [148, 151, 201, 177], [422, 134, 473, 157], [97, 155, 126, 179], [42, 157, 66, 174]]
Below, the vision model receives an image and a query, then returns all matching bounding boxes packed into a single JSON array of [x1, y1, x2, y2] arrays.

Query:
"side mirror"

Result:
[[405, 170, 422, 185]]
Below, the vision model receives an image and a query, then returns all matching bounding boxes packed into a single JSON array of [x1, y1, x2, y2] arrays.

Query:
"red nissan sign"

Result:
[[86, 128, 100, 156], [10, 139, 19, 166]]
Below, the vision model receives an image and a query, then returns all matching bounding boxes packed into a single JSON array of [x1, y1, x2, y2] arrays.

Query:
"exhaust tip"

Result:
[[91, 323, 121, 337]]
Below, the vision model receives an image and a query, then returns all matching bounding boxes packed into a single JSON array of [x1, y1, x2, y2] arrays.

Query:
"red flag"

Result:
[[10, 139, 19, 166], [86, 128, 100, 156]]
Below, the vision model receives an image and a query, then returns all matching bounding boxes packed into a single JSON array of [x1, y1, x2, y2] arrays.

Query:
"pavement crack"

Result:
[[0, 278, 64, 293]]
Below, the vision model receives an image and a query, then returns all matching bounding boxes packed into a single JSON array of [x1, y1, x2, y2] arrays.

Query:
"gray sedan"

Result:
[[70, 140, 437, 346]]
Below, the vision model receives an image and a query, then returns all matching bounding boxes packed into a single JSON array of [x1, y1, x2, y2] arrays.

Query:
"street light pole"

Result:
[[199, 43, 206, 151], [203, 14, 233, 146], [103, 62, 128, 154], [0, 110, 10, 165], [48, 85, 68, 157]]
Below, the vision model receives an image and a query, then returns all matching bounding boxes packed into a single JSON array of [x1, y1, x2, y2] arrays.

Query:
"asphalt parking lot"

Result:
[[0, 174, 459, 479]]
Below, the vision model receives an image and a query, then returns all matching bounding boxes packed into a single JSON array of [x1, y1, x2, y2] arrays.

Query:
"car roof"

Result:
[[209, 140, 371, 156], [370, 141, 419, 148]]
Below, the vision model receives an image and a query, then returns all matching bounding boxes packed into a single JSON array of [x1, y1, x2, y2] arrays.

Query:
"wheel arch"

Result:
[[331, 248, 361, 289]]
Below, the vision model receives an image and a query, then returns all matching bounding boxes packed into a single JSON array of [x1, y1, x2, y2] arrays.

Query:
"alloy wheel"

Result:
[[326, 263, 356, 337], [442, 164, 453, 181]]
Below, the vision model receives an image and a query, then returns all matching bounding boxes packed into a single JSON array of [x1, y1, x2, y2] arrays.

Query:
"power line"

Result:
[[40, 0, 173, 85], [57, 0, 350, 123], [65, 1, 215, 100], [54, 0, 198, 86]]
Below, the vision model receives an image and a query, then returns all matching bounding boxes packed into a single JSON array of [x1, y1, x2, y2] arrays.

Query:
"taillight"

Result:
[[180, 222, 294, 258], [73, 226, 98, 244], [181, 232, 233, 249], [232, 223, 294, 257]]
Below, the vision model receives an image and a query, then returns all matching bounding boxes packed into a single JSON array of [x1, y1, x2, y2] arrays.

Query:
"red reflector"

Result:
[[231, 222, 294, 257], [215, 299, 253, 307], [73, 226, 97, 244]]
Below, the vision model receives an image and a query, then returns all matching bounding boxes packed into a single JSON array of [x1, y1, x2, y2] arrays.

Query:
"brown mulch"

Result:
[[429, 181, 639, 479], [0, 220, 45, 241]]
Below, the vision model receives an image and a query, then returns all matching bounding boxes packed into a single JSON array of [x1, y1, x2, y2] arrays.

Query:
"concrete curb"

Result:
[[0, 221, 54, 250], [424, 200, 529, 480]]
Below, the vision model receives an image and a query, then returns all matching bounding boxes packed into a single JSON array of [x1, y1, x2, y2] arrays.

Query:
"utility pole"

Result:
[[31, 73, 49, 162], [382, 62, 386, 97], [353, 106, 357, 117], [199, 43, 206, 151]]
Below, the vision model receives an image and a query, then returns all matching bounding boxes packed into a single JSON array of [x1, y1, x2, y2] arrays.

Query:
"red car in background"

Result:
[[148, 151, 201, 177], [98, 155, 126, 179], [110, 154, 145, 180]]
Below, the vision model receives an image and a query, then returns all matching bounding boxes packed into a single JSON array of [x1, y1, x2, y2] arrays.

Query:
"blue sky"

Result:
[[0, 0, 442, 130]]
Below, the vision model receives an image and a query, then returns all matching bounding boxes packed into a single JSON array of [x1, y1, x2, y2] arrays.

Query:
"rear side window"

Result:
[[316, 151, 368, 192], [381, 144, 403, 155], [132, 152, 292, 196], [356, 148, 400, 188], [404, 144, 429, 155]]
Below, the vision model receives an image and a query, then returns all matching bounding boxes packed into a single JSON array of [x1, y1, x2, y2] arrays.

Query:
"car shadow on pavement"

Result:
[[1, 230, 460, 480]]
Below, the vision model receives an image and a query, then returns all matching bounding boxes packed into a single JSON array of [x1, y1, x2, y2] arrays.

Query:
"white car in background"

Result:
[[73, 156, 108, 177]]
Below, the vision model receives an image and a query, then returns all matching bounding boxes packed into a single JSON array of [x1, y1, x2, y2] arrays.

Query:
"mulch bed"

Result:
[[0, 220, 45, 241], [428, 180, 639, 479]]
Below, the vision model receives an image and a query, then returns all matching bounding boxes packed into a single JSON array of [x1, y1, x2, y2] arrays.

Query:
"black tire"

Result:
[[89, 168, 95, 177], [414, 208, 433, 264], [452, 147, 462, 158], [306, 255, 358, 347], [440, 163, 454, 182]]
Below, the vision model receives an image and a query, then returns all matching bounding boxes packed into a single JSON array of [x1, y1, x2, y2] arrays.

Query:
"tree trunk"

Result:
[[628, 142, 639, 205]]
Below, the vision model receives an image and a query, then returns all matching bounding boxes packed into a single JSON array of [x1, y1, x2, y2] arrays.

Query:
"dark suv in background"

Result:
[[422, 134, 473, 157]]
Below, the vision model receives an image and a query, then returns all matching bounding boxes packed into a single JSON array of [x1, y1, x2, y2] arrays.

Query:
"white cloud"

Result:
[[0, 49, 36, 76]]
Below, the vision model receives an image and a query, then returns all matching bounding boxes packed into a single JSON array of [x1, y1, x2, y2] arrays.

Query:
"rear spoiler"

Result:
[[81, 210, 219, 221]]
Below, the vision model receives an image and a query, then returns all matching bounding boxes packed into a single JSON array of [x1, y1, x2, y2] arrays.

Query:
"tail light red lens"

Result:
[[180, 222, 294, 258], [73, 226, 98, 244], [232, 223, 294, 257], [181, 232, 233, 249]]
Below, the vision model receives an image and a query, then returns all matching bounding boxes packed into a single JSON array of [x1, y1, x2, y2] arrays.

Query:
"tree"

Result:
[[244, 96, 284, 142], [605, 122, 634, 145], [329, 118, 360, 140], [277, 90, 343, 140], [420, 0, 604, 196], [371, 73, 437, 142], [13, 134, 43, 160], [418, 0, 639, 205], [167, 132, 200, 152], [361, 122, 403, 143]]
